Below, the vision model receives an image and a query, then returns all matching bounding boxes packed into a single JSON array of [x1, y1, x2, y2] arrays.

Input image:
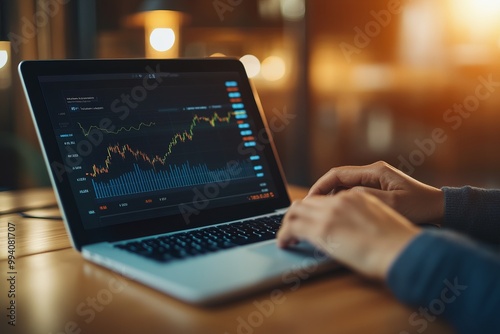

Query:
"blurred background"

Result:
[[0, 0, 500, 191]]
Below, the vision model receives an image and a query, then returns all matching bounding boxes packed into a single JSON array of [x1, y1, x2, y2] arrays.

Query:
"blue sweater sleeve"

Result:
[[442, 186, 500, 244], [387, 230, 500, 334]]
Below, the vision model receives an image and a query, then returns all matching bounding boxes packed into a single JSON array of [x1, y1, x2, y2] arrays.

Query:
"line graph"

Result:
[[78, 121, 156, 137], [87, 112, 235, 177]]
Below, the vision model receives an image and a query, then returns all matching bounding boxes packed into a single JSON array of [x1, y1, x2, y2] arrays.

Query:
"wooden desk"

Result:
[[0, 187, 453, 334]]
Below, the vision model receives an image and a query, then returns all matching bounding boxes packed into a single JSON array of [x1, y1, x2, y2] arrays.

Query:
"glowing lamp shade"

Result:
[[143, 10, 182, 58], [149, 28, 175, 52], [0, 50, 8, 69], [261, 56, 286, 81], [240, 55, 261, 78], [0, 41, 11, 89]]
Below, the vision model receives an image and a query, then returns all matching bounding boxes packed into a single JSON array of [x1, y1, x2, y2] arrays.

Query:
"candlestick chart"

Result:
[[85, 111, 254, 199]]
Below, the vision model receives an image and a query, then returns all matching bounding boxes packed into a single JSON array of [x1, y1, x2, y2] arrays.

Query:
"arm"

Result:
[[388, 229, 500, 334], [278, 162, 500, 332], [308, 161, 500, 243], [277, 192, 500, 333], [442, 186, 500, 244]]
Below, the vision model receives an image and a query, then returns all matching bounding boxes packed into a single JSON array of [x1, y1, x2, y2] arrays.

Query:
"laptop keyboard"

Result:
[[115, 214, 283, 263]]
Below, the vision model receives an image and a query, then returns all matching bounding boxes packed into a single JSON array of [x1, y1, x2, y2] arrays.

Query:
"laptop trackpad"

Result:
[[246, 241, 330, 266]]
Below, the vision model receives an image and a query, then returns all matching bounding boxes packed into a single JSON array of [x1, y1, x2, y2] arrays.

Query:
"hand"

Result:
[[308, 161, 444, 226], [277, 192, 421, 280]]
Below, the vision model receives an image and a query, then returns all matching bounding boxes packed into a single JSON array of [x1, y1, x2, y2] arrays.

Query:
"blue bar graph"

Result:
[[91, 160, 255, 199]]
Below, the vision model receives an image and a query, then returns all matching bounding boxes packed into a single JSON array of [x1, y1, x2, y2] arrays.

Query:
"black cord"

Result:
[[17, 211, 62, 220]]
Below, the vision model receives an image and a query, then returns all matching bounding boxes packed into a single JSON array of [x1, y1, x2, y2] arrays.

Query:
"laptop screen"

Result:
[[36, 68, 284, 230], [20, 59, 290, 247]]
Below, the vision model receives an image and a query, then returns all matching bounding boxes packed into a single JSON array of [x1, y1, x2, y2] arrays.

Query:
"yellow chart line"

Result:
[[78, 122, 156, 137]]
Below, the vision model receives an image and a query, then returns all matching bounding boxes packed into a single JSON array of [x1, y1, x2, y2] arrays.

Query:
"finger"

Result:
[[278, 202, 318, 248], [277, 219, 303, 248], [278, 201, 302, 248], [307, 164, 385, 197], [278, 203, 300, 247]]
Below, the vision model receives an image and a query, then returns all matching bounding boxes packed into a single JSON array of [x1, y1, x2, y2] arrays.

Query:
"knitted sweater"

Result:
[[387, 187, 500, 334]]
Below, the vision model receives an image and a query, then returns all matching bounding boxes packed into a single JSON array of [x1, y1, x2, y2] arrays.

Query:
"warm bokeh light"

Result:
[[0, 50, 7, 69], [451, 0, 500, 40], [310, 42, 345, 93], [149, 28, 175, 52], [261, 56, 286, 81], [210, 53, 226, 57], [459, 0, 500, 17], [240, 55, 261, 78], [280, 0, 305, 21], [351, 65, 393, 91], [367, 108, 393, 153]]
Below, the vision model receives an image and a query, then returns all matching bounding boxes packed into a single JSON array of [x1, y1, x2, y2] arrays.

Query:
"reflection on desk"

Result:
[[0, 188, 57, 215], [0, 187, 453, 334]]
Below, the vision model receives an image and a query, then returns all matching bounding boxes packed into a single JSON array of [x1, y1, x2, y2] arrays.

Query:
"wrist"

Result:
[[380, 228, 421, 280], [427, 187, 445, 227]]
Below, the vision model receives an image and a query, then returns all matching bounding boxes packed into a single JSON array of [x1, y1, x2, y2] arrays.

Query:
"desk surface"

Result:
[[0, 187, 453, 334]]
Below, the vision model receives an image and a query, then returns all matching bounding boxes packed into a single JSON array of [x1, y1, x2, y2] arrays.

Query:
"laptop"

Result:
[[19, 58, 337, 305]]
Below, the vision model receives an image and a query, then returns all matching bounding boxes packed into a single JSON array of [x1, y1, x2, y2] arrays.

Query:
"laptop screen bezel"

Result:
[[19, 58, 291, 250]]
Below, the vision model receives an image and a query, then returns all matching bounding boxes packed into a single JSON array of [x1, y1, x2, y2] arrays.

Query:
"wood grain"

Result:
[[0, 186, 453, 334]]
